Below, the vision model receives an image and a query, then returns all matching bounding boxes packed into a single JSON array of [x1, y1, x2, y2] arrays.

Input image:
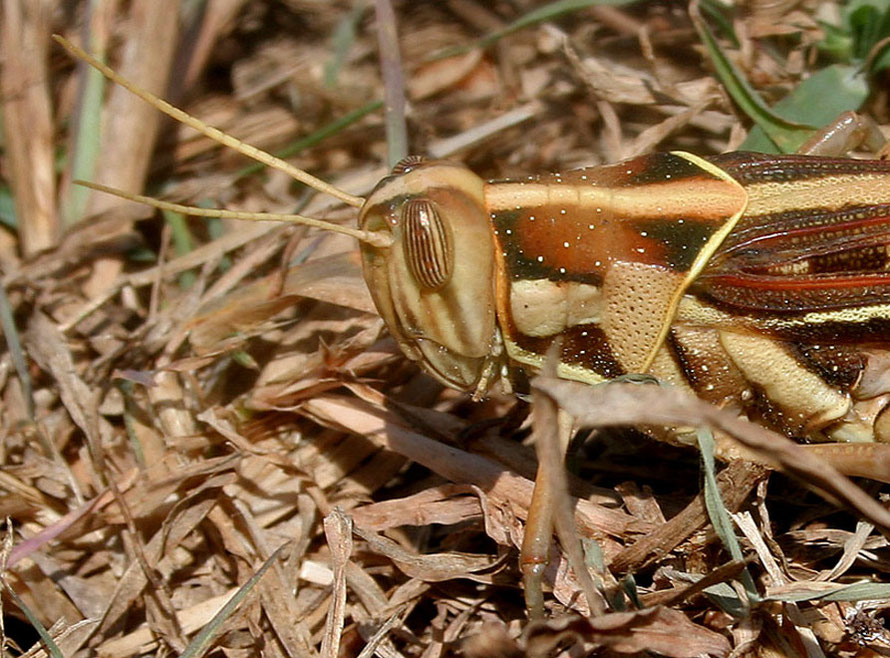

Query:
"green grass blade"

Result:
[[179, 545, 285, 658], [0, 282, 32, 420], [691, 5, 815, 153], [235, 100, 382, 180], [696, 427, 759, 611], [434, 0, 640, 59], [0, 185, 16, 229], [767, 581, 890, 603], [741, 64, 869, 152], [162, 209, 196, 289], [478, 0, 639, 48], [325, 2, 367, 87], [62, 22, 106, 227], [2, 576, 64, 658]]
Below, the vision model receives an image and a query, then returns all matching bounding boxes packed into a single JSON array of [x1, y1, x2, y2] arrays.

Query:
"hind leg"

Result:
[[520, 410, 573, 618], [797, 111, 887, 156]]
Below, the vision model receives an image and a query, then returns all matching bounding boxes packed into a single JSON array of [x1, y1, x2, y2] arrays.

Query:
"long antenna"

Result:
[[77, 180, 392, 248], [53, 35, 366, 209]]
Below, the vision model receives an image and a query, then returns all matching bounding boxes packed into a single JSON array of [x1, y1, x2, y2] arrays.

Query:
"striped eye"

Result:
[[392, 155, 427, 176], [402, 198, 452, 290]]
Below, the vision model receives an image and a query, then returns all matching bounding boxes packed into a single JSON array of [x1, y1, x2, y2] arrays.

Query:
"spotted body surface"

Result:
[[359, 152, 890, 446]]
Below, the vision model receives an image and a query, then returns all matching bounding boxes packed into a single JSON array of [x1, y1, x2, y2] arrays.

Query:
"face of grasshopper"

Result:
[[357, 157, 503, 392]]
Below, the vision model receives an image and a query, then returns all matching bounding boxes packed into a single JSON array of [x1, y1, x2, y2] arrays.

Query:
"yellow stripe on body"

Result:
[[677, 295, 890, 332], [485, 177, 746, 219], [743, 173, 890, 216], [501, 336, 609, 385], [636, 152, 747, 371]]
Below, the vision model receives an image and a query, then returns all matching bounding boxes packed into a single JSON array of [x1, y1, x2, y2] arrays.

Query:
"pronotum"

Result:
[[55, 34, 890, 610]]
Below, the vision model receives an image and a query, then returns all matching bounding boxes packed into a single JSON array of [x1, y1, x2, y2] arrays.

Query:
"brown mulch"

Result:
[[1, 1, 889, 656]]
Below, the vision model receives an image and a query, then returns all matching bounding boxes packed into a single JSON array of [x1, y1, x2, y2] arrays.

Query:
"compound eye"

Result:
[[392, 155, 427, 176], [402, 198, 452, 290]]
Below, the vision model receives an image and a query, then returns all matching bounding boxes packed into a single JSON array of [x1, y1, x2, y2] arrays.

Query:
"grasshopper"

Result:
[[55, 35, 890, 614]]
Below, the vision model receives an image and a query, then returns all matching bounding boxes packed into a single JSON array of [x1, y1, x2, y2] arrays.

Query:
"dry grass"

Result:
[[1, 1, 890, 656]]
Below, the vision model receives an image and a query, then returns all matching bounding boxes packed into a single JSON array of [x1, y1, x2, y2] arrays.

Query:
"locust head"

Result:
[[358, 157, 503, 394]]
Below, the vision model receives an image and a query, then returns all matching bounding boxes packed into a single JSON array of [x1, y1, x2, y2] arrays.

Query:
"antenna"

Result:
[[53, 35, 392, 247], [77, 180, 391, 248]]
